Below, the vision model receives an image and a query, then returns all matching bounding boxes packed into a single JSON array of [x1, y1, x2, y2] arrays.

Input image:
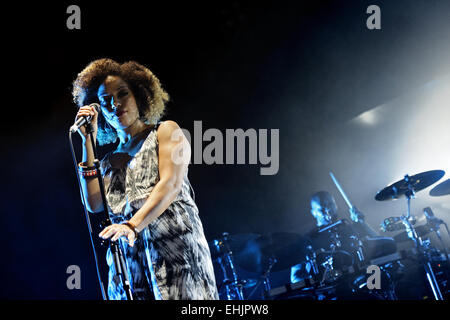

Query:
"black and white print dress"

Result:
[[99, 122, 219, 300]]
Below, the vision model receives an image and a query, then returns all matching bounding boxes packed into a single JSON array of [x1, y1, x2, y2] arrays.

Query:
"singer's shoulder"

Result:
[[156, 120, 181, 132], [156, 120, 185, 139]]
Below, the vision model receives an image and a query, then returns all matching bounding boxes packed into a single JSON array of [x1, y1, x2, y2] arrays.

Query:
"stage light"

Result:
[[352, 107, 382, 126]]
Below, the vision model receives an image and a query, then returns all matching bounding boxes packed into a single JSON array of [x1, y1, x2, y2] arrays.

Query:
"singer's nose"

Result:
[[111, 97, 121, 110]]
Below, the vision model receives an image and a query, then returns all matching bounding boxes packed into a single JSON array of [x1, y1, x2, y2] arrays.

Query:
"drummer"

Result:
[[309, 190, 379, 241], [290, 191, 395, 283]]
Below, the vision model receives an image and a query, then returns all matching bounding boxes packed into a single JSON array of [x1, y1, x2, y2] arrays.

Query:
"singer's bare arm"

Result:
[[80, 138, 104, 213], [127, 120, 190, 231], [76, 105, 104, 213], [98, 120, 190, 243]]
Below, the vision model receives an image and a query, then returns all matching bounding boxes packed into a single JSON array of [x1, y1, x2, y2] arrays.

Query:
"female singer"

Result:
[[72, 58, 218, 300]]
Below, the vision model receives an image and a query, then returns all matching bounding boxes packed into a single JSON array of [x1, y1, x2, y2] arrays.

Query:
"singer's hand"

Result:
[[75, 105, 99, 142], [99, 223, 136, 247]]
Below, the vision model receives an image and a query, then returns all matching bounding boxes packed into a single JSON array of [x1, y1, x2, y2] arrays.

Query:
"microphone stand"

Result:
[[69, 119, 134, 300]]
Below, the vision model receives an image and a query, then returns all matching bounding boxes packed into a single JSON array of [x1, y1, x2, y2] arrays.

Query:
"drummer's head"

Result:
[[310, 191, 338, 226]]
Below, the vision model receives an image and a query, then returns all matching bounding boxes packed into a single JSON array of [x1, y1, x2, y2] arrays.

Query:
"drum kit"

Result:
[[209, 170, 450, 300]]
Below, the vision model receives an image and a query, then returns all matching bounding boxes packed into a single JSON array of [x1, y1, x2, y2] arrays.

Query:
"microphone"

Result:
[[70, 103, 100, 133]]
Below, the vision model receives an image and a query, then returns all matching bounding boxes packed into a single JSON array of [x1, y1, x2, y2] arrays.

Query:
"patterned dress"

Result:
[[99, 122, 219, 300]]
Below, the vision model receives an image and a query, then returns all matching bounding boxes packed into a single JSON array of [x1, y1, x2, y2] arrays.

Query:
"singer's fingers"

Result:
[[99, 224, 116, 237], [76, 111, 93, 119], [99, 227, 117, 240], [76, 108, 94, 119], [79, 105, 94, 111], [78, 105, 96, 114], [127, 233, 135, 247], [90, 105, 99, 121], [111, 229, 125, 242], [77, 104, 99, 122]]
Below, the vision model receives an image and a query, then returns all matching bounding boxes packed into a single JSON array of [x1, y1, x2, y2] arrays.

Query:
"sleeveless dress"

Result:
[[99, 121, 219, 300]]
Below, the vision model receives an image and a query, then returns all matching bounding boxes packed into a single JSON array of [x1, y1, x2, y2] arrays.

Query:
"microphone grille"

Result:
[[89, 103, 101, 112]]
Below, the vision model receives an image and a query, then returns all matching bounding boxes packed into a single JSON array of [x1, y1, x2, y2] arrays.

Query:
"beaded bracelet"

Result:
[[78, 162, 98, 178], [80, 169, 98, 178]]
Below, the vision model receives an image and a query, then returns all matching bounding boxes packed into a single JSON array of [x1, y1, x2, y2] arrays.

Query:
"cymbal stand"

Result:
[[401, 175, 443, 300]]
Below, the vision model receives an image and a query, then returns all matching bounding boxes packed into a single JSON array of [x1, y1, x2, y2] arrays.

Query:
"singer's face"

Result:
[[97, 75, 140, 130]]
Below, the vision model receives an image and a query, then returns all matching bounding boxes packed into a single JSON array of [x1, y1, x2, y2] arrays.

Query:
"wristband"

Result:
[[122, 221, 139, 238], [78, 162, 96, 170]]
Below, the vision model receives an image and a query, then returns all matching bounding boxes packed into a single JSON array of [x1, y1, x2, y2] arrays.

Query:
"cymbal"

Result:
[[375, 170, 445, 201], [233, 232, 312, 273], [429, 179, 450, 197], [208, 233, 260, 261], [393, 224, 432, 242]]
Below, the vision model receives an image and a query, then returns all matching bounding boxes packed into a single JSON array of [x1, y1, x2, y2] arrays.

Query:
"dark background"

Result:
[[1, 0, 450, 299]]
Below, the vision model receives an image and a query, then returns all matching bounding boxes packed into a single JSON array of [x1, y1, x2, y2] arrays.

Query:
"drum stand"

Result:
[[215, 233, 246, 300], [426, 215, 450, 267], [248, 256, 277, 299], [320, 231, 343, 285], [263, 256, 277, 293], [401, 178, 443, 300]]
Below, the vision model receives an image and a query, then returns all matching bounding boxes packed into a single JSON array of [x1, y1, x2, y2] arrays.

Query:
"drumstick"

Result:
[[329, 171, 353, 209]]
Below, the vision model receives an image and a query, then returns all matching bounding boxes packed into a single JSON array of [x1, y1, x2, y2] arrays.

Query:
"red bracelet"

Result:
[[79, 169, 98, 177], [78, 162, 98, 178]]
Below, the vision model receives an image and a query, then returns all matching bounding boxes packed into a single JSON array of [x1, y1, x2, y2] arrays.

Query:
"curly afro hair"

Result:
[[72, 58, 169, 145]]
